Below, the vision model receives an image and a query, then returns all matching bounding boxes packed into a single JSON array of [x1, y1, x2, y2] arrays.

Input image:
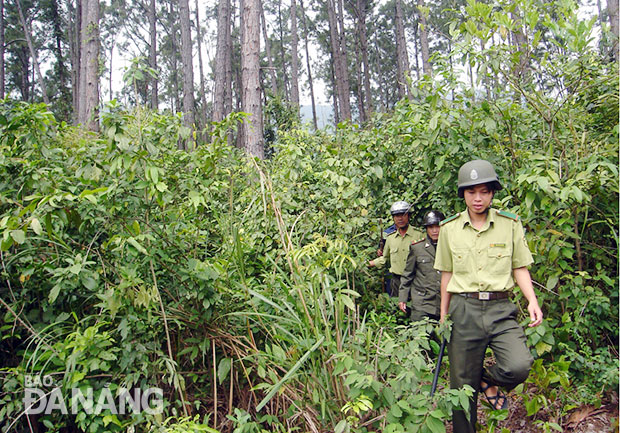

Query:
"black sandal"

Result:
[[480, 381, 509, 410]]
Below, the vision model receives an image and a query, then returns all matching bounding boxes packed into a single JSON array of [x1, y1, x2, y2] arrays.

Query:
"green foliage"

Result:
[[0, 1, 617, 432]]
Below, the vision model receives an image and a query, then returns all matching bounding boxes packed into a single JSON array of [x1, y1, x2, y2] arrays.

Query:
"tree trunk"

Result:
[[69, 0, 81, 122], [354, 0, 371, 121], [78, 0, 99, 131], [277, 2, 289, 99], [394, 0, 409, 99], [413, 20, 420, 81], [510, 6, 528, 79], [299, 0, 317, 129], [169, 0, 180, 114], [195, 0, 208, 132], [50, 0, 69, 106], [241, 0, 263, 158], [417, 0, 431, 78], [108, 41, 113, 101], [0, 0, 4, 99], [213, 0, 231, 122], [260, 2, 278, 95], [179, 0, 195, 150], [290, 0, 299, 107], [326, 0, 351, 120], [16, 0, 50, 105], [148, 0, 158, 110], [608, 0, 619, 60]]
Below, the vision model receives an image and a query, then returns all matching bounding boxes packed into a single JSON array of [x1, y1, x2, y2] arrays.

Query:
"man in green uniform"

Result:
[[434, 160, 543, 433], [398, 210, 445, 322], [369, 201, 423, 297]]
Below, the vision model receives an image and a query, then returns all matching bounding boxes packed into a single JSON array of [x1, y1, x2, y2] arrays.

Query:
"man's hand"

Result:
[[527, 300, 543, 327], [368, 260, 375, 267], [398, 302, 407, 313]]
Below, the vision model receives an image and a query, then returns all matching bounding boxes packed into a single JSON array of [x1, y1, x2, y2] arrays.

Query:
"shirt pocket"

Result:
[[487, 245, 511, 274], [453, 248, 470, 273]]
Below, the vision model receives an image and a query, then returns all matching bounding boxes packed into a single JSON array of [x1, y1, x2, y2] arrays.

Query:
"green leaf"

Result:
[[425, 415, 446, 433], [49, 284, 62, 303], [335, 419, 349, 433], [218, 358, 232, 384], [10, 230, 25, 244], [30, 218, 42, 235], [127, 237, 148, 255]]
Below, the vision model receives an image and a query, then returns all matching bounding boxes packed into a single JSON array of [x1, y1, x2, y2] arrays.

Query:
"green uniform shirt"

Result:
[[434, 208, 533, 293], [399, 235, 442, 316], [373, 225, 423, 275]]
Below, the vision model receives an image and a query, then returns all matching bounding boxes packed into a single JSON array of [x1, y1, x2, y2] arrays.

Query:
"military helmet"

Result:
[[457, 159, 502, 198], [423, 210, 445, 226], [390, 201, 411, 215]]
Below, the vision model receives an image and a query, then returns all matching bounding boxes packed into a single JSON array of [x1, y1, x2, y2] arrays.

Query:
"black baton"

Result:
[[430, 338, 446, 397]]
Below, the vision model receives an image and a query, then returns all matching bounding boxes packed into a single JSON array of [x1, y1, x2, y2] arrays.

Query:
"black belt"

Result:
[[458, 292, 510, 300]]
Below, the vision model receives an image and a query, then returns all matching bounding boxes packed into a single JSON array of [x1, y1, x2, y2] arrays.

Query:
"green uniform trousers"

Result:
[[448, 294, 533, 433]]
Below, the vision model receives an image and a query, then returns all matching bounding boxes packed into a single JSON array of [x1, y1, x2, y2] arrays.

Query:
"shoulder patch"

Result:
[[411, 238, 425, 246], [440, 213, 460, 226], [497, 210, 520, 221]]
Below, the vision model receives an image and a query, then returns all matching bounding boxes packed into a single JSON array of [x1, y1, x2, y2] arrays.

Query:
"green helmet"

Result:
[[457, 159, 502, 198], [390, 201, 411, 215], [423, 210, 445, 226]]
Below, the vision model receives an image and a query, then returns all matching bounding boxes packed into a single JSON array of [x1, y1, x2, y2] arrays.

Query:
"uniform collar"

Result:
[[397, 224, 418, 238], [461, 208, 495, 231]]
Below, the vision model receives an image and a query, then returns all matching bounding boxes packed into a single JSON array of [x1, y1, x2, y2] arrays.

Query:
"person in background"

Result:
[[399, 210, 445, 322], [377, 223, 396, 295], [369, 201, 423, 297], [434, 159, 543, 433]]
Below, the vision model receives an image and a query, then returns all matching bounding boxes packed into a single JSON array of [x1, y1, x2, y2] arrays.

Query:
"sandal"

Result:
[[480, 381, 509, 410]]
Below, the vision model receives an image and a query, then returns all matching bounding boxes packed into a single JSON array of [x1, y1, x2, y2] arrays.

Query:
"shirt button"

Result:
[[478, 267, 482, 270], [479, 283, 484, 287], [477, 233, 481, 237]]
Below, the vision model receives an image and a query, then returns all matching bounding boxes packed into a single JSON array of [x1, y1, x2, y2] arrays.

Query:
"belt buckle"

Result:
[[479, 292, 490, 300]]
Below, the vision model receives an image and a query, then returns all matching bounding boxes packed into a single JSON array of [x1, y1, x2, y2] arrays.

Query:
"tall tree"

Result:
[[78, 0, 99, 131], [241, 0, 263, 158], [417, 0, 431, 77], [0, 0, 4, 99], [608, 0, 619, 60], [148, 0, 158, 109], [299, 0, 317, 129], [179, 0, 195, 149], [68, 0, 81, 120], [394, 0, 409, 99], [15, 0, 49, 104], [289, 0, 299, 107], [260, 2, 278, 95], [353, 0, 372, 121], [213, 0, 231, 122], [195, 0, 208, 130], [326, 0, 351, 120]]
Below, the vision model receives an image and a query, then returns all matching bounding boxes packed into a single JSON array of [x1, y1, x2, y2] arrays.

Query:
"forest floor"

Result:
[[444, 391, 619, 432]]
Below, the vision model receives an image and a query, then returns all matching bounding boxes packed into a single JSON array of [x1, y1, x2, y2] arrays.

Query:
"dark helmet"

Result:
[[390, 201, 411, 215], [457, 159, 502, 198], [423, 210, 445, 226]]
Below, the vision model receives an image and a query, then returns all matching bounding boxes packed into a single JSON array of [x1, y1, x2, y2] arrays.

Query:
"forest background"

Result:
[[0, 0, 618, 432]]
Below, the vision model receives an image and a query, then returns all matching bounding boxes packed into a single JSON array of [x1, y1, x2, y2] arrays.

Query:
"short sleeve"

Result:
[[512, 221, 534, 268], [434, 229, 453, 272]]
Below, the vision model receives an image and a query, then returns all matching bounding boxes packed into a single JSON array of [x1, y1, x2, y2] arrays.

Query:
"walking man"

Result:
[[398, 210, 445, 322], [434, 159, 543, 433], [369, 201, 423, 297]]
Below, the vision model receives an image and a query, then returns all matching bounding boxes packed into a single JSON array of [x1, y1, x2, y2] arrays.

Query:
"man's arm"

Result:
[[439, 271, 452, 323], [398, 246, 416, 312], [513, 266, 543, 327], [369, 238, 389, 268]]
